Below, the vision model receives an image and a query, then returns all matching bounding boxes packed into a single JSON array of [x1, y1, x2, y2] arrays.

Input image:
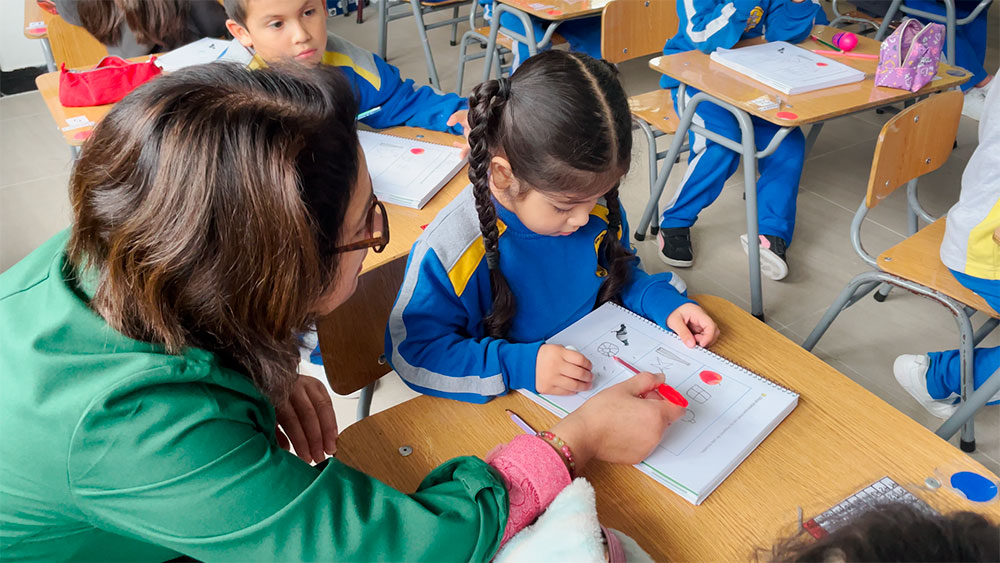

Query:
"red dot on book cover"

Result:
[[547, 9, 563, 15], [699, 370, 723, 385], [776, 111, 798, 120], [410, 148, 424, 155], [74, 130, 92, 140], [816, 62, 828, 66]]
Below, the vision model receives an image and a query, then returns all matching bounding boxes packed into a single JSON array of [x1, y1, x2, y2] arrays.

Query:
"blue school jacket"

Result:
[[251, 32, 466, 133], [660, 0, 828, 88], [385, 186, 692, 403]]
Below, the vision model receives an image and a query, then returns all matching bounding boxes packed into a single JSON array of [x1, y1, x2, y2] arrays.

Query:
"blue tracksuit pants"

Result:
[[659, 87, 806, 245], [909, 0, 991, 92], [927, 269, 1000, 404]]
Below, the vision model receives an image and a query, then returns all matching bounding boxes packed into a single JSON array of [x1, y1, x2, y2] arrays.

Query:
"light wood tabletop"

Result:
[[24, 0, 48, 39], [651, 25, 971, 126], [35, 64, 127, 145], [498, 0, 611, 21], [337, 293, 1000, 560]]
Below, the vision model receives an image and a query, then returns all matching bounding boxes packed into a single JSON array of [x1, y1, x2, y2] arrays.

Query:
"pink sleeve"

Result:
[[485, 434, 572, 544]]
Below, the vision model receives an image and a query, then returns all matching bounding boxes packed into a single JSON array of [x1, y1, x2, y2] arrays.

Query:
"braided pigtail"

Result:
[[596, 182, 636, 306], [467, 78, 516, 338]]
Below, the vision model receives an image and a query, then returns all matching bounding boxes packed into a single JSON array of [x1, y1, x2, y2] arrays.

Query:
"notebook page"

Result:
[[709, 41, 865, 95], [522, 302, 797, 504]]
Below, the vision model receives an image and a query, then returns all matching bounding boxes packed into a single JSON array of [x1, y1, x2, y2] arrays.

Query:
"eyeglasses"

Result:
[[333, 195, 389, 254]]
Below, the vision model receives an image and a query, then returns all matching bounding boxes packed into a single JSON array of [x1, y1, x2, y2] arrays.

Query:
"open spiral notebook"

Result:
[[519, 302, 798, 505]]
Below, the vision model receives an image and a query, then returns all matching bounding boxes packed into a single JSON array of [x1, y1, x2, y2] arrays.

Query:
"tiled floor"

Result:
[[2, 4, 998, 472]]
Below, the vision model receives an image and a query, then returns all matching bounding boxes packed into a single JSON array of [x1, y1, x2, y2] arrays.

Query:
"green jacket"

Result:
[[0, 231, 508, 561]]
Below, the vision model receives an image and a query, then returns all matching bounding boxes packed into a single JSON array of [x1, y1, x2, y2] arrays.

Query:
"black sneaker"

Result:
[[657, 227, 694, 267], [740, 233, 788, 281]]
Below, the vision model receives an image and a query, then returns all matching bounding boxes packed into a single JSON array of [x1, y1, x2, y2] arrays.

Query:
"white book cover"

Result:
[[359, 130, 466, 209], [519, 302, 798, 505], [709, 41, 866, 95]]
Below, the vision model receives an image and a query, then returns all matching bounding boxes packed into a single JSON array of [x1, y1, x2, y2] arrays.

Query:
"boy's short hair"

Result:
[[224, 0, 247, 26]]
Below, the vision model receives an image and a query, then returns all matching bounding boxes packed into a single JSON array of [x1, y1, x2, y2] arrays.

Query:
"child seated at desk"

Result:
[[655, 0, 827, 280], [224, 0, 469, 134], [385, 51, 719, 403], [478, 0, 601, 70], [894, 80, 1000, 418]]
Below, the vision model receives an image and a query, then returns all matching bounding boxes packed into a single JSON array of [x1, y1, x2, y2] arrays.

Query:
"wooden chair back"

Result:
[[865, 90, 962, 209], [315, 256, 408, 395], [601, 0, 679, 64], [41, 10, 109, 69]]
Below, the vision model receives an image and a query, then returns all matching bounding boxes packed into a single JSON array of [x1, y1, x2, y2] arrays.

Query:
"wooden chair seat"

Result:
[[474, 26, 566, 51], [878, 218, 999, 318], [628, 89, 679, 135]]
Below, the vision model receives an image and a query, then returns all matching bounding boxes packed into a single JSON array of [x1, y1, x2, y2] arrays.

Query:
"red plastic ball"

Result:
[[833, 32, 858, 52]]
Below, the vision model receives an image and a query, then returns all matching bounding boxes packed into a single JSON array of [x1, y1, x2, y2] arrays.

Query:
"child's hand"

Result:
[[536, 344, 594, 395], [447, 110, 470, 158], [275, 374, 339, 464], [666, 303, 720, 348]]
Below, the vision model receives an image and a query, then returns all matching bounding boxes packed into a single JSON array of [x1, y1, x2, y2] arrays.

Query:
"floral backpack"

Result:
[[874, 18, 946, 93]]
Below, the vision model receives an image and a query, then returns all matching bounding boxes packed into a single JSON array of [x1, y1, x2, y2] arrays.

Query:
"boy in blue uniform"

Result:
[[225, 0, 468, 134], [656, 0, 827, 281]]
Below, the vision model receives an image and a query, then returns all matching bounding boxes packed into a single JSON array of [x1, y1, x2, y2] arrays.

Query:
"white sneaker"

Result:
[[893, 354, 959, 419], [962, 85, 989, 120], [740, 233, 789, 281]]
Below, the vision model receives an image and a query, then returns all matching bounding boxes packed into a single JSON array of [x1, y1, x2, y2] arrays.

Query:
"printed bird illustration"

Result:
[[613, 324, 629, 346]]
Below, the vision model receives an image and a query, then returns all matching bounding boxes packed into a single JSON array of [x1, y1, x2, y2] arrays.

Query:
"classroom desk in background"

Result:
[[633, 25, 970, 321], [337, 293, 1000, 561], [480, 0, 610, 81], [24, 0, 57, 72]]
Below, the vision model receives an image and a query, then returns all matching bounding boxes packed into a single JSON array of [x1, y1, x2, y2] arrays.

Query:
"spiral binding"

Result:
[[607, 303, 798, 397]]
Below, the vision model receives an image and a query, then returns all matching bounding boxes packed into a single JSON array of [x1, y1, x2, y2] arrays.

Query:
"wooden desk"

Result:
[[481, 0, 609, 81], [633, 26, 971, 321], [337, 294, 1000, 560], [499, 0, 610, 21], [35, 66, 125, 146], [24, 0, 56, 72], [316, 127, 469, 396], [650, 27, 969, 127]]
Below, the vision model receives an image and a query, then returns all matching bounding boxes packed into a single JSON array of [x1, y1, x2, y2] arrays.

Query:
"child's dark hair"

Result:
[[760, 503, 999, 562], [466, 50, 634, 339]]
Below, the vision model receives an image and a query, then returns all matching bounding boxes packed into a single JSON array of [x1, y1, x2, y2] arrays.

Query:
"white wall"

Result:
[[1, 1, 49, 71]]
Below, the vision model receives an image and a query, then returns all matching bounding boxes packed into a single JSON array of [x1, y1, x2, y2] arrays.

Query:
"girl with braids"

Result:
[[386, 51, 719, 403]]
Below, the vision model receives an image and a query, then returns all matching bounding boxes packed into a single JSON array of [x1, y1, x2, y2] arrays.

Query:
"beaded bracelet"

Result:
[[537, 430, 576, 478]]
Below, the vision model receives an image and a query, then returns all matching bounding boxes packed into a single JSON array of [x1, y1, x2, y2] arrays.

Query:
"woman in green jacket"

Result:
[[0, 64, 682, 561]]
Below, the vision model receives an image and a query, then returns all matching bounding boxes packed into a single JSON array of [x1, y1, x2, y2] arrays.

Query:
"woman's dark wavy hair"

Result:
[[68, 63, 360, 404], [466, 50, 634, 339], [759, 503, 999, 562]]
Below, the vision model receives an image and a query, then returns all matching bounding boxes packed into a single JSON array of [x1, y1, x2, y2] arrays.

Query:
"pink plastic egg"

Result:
[[833, 32, 858, 52]]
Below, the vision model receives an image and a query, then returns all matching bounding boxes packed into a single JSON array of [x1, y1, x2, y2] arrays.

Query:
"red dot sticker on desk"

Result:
[[816, 62, 828, 66], [410, 148, 424, 155], [776, 111, 798, 120], [28, 27, 47, 35], [73, 130, 92, 140], [547, 9, 563, 15]]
